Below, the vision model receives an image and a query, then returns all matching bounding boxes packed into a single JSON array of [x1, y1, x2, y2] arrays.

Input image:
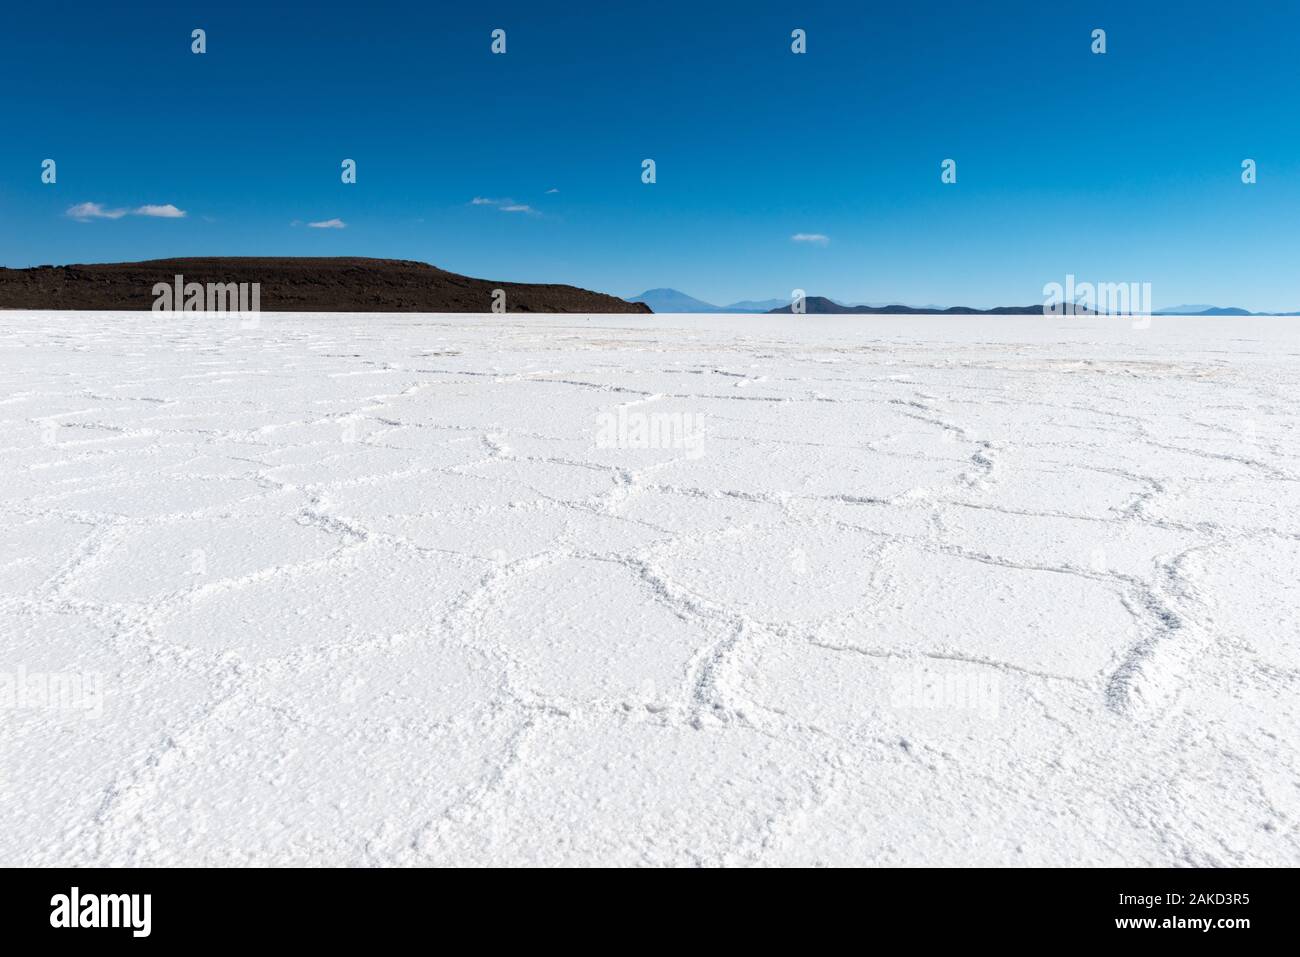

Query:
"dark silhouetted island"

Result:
[[0, 257, 652, 313]]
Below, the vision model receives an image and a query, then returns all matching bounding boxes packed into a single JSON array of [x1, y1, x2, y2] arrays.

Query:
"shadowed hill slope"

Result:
[[0, 257, 652, 313]]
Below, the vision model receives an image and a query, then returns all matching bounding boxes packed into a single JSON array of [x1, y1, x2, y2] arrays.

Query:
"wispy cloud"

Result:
[[308, 218, 346, 229], [545, 188, 559, 194], [66, 202, 127, 221], [471, 196, 540, 215], [134, 204, 186, 218], [67, 201, 188, 222], [791, 233, 830, 246]]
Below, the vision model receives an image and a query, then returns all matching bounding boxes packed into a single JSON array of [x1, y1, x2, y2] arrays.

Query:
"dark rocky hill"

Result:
[[0, 257, 652, 313]]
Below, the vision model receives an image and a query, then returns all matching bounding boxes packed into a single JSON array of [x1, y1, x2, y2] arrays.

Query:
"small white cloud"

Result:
[[134, 204, 187, 218], [471, 197, 540, 215], [545, 188, 559, 194], [67, 201, 188, 222], [66, 202, 127, 221], [791, 233, 830, 246], [308, 218, 346, 229]]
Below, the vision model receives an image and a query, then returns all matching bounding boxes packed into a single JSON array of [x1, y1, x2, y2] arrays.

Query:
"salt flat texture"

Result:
[[2, 311, 1298, 867]]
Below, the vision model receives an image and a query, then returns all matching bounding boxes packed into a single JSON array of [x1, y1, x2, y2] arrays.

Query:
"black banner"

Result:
[[0, 866, 1288, 946]]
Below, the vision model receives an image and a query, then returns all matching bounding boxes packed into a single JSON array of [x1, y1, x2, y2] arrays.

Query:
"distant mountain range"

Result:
[[768, 297, 1086, 315], [5, 268, 1296, 316], [629, 289, 789, 313], [633, 288, 1300, 316], [1151, 304, 1300, 316]]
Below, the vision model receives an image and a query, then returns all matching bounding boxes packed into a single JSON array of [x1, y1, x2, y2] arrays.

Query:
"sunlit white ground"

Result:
[[2, 311, 1298, 867]]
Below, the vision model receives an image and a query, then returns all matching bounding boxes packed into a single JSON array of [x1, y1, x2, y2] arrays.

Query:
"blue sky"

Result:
[[2, 1, 1298, 309]]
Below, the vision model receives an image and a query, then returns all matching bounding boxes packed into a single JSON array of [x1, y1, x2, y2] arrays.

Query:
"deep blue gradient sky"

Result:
[[2, 1, 1298, 309]]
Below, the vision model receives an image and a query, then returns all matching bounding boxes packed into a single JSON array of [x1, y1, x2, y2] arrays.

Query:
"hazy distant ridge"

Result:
[[634, 288, 1300, 316]]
